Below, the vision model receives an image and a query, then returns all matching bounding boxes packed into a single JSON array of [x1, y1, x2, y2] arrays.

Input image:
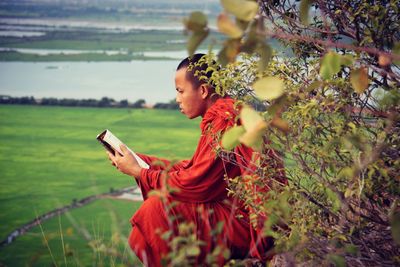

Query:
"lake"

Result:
[[0, 60, 184, 104]]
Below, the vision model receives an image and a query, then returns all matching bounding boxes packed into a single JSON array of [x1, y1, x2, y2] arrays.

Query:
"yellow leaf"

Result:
[[257, 43, 272, 73], [253, 76, 285, 101], [271, 117, 290, 133], [378, 54, 391, 67], [390, 211, 400, 245], [221, 0, 259, 22], [344, 188, 353, 198], [235, 18, 250, 31], [350, 67, 369, 94], [187, 245, 201, 256], [320, 51, 341, 80], [217, 38, 241, 66], [306, 81, 323, 92], [240, 106, 264, 131], [267, 94, 287, 116], [184, 11, 209, 56], [217, 13, 243, 39], [66, 227, 74, 236], [340, 54, 354, 66], [221, 125, 245, 150], [299, 0, 313, 25], [393, 43, 400, 65], [239, 120, 267, 151], [183, 11, 208, 31], [111, 233, 120, 243], [240, 21, 259, 53], [187, 29, 209, 56]]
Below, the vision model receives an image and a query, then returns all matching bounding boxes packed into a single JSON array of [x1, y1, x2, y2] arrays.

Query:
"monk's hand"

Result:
[[107, 144, 142, 178]]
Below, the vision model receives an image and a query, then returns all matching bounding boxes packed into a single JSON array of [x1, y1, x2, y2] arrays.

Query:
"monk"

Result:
[[107, 53, 281, 266]]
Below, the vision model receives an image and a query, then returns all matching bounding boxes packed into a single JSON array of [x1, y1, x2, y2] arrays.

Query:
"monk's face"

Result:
[[175, 68, 208, 119]]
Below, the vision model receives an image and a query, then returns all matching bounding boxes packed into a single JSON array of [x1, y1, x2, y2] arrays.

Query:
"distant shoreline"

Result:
[[0, 95, 179, 110]]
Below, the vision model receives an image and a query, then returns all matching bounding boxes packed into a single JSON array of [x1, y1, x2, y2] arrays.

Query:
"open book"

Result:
[[96, 129, 149, 169]]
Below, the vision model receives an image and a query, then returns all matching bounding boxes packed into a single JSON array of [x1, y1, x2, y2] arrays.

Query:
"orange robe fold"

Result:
[[129, 98, 276, 266]]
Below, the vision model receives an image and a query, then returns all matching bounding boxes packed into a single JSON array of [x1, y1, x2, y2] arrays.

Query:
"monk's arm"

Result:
[[135, 115, 233, 200], [138, 135, 228, 202], [135, 153, 190, 171], [135, 153, 170, 170]]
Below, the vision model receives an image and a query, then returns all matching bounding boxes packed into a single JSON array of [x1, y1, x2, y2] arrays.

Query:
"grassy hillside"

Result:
[[1, 199, 143, 266], [0, 105, 200, 266]]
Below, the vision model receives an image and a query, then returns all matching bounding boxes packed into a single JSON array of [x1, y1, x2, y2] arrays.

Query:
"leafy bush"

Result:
[[183, 0, 399, 266]]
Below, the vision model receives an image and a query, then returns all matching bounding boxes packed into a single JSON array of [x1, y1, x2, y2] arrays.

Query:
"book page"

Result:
[[103, 130, 149, 169]]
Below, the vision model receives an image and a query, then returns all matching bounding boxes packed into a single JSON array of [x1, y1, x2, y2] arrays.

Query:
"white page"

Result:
[[104, 130, 149, 169]]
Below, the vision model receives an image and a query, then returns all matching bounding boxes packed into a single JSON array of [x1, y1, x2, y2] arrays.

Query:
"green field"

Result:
[[0, 105, 200, 266], [0, 30, 189, 51]]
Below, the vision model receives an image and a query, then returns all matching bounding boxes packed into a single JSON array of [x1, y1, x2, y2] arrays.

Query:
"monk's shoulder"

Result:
[[201, 97, 239, 134]]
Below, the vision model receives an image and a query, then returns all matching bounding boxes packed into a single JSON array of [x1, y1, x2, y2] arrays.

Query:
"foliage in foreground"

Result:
[[181, 0, 399, 266]]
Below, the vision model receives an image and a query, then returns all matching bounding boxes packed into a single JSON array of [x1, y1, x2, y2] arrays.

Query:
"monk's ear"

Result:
[[199, 84, 210, 99]]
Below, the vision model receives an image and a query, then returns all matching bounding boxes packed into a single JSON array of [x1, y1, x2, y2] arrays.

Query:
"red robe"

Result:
[[129, 97, 276, 266]]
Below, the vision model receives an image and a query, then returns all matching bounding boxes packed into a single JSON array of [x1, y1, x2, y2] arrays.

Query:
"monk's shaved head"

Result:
[[176, 53, 217, 89]]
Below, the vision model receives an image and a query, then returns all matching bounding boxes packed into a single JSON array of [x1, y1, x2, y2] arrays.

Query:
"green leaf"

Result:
[[287, 228, 301, 249], [393, 42, 400, 65], [223, 247, 230, 259], [341, 54, 354, 66], [390, 211, 400, 245], [160, 231, 172, 241], [256, 43, 272, 73], [325, 188, 341, 212], [187, 29, 209, 56], [320, 51, 342, 80], [267, 94, 287, 116], [221, 125, 245, 150], [217, 13, 243, 38], [327, 254, 346, 267], [186, 245, 201, 256], [345, 133, 365, 151], [306, 81, 323, 92], [337, 167, 354, 179], [253, 76, 285, 101], [221, 0, 259, 21], [350, 67, 369, 94], [183, 11, 208, 31], [240, 106, 264, 131], [299, 0, 313, 25], [344, 244, 359, 256]]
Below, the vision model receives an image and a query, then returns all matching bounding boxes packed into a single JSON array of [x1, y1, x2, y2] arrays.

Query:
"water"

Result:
[[0, 47, 214, 59], [0, 47, 128, 56], [0, 61, 183, 104], [0, 18, 194, 32], [135, 49, 214, 60], [0, 31, 46, 37]]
